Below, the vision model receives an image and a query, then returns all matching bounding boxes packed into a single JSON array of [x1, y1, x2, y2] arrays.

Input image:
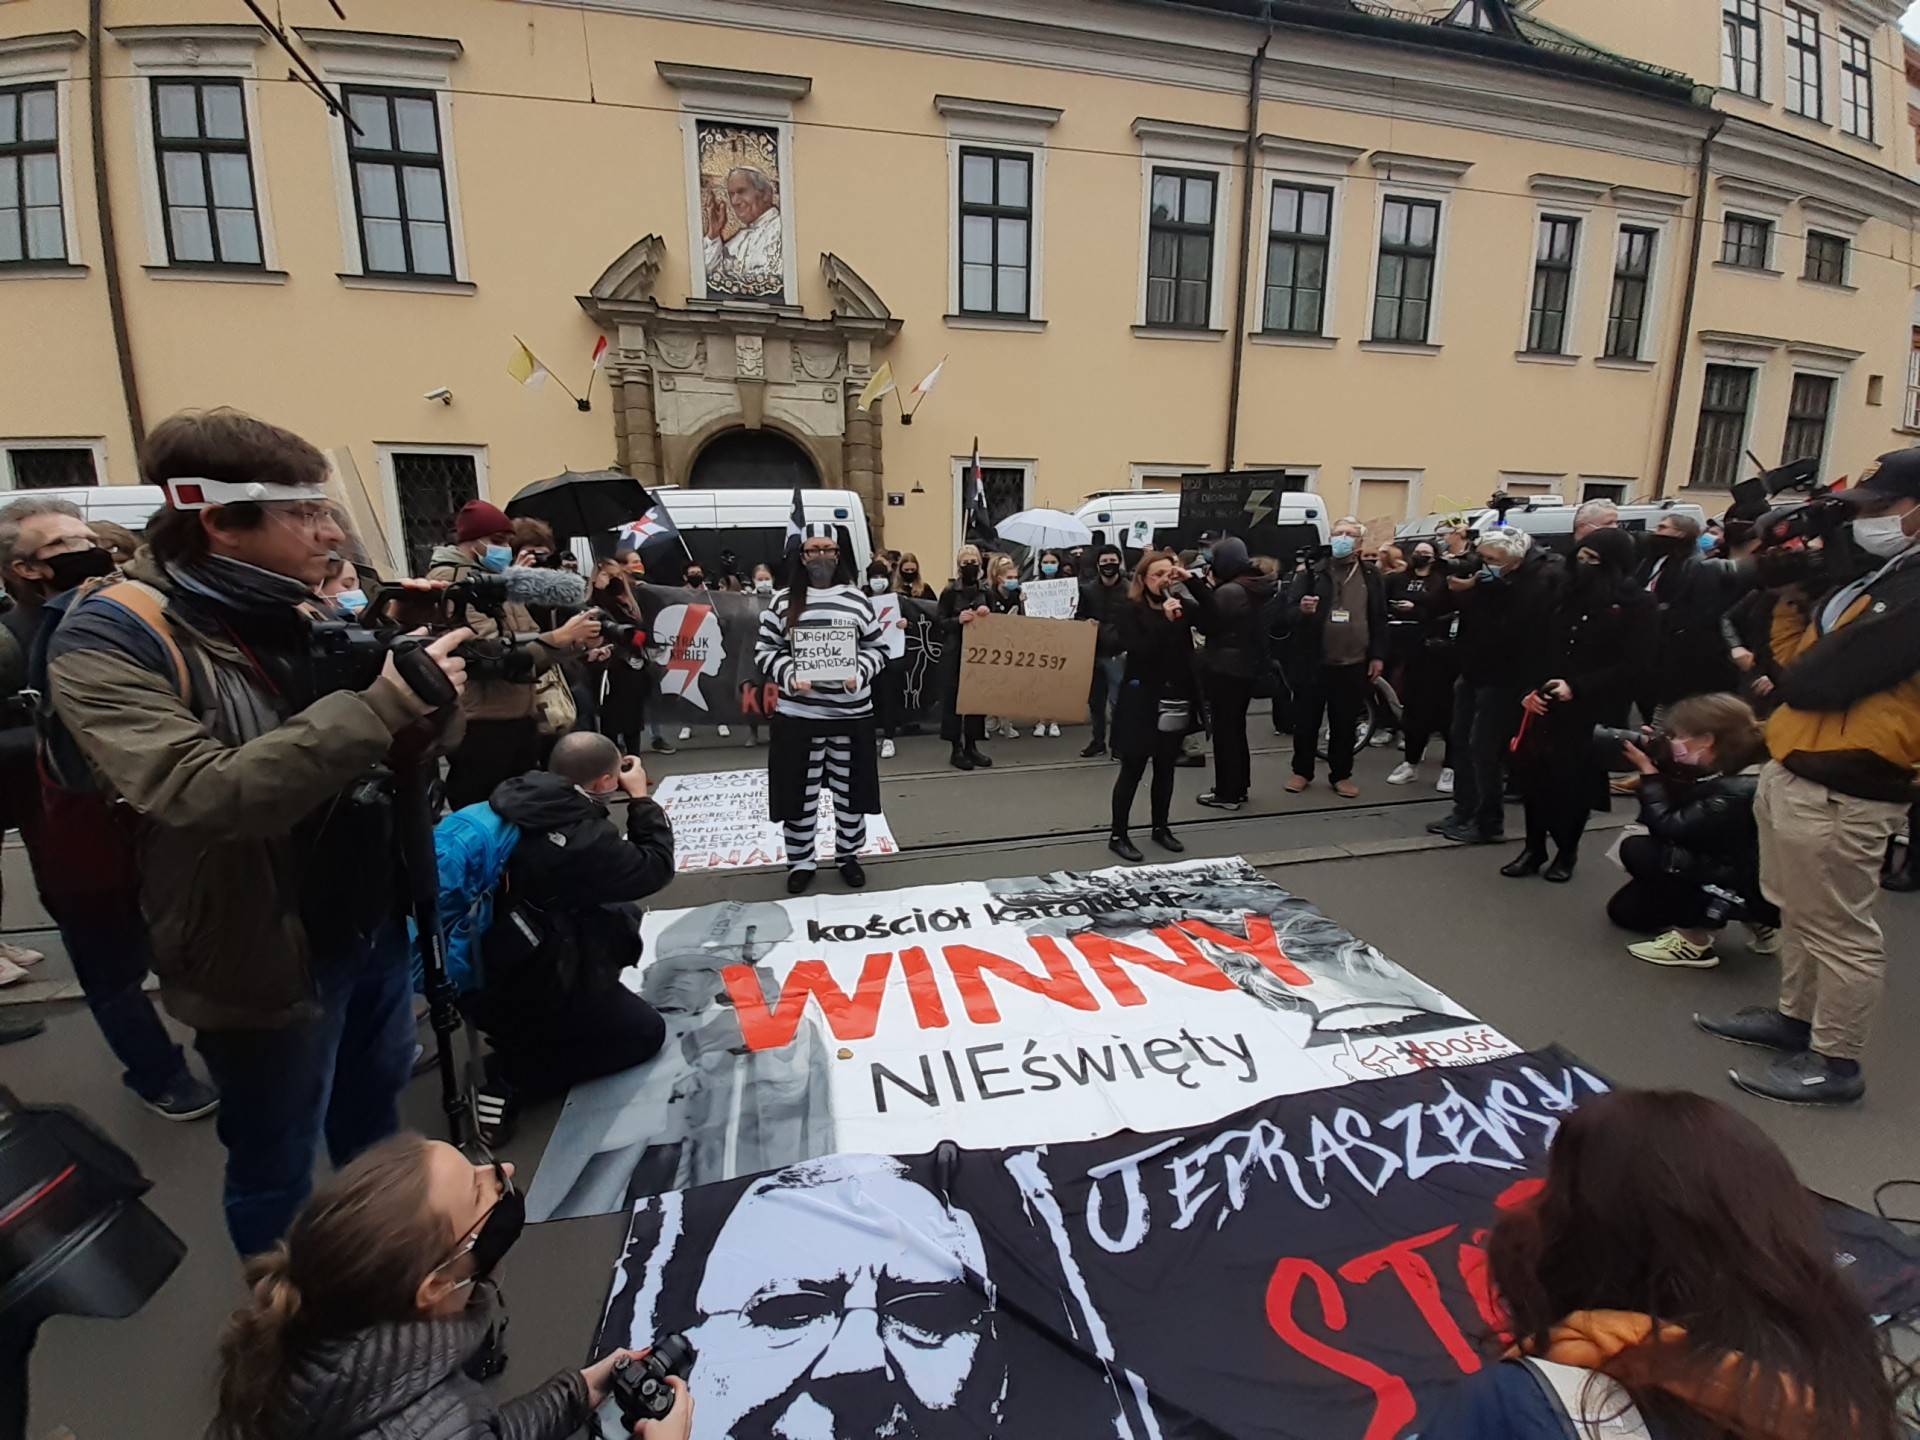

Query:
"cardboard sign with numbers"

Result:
[[955, 613, 1096, 722]]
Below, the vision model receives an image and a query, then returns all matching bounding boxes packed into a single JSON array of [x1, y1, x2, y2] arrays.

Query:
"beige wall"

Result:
[[2, 0, 1915, 572]]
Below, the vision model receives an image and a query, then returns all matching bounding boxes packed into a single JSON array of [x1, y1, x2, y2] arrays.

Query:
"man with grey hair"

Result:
[[1428, 523, 1565, 844], [1572, 498, 1618, 541], [703, 162, 784, 299], [465, 728, 675, 1142], [1284, 516, 1386, 799], [0, 496, 217, 1110]]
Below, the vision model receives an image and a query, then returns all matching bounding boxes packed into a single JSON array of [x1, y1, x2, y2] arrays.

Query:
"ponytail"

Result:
[[208, 1134, 442, 1440]]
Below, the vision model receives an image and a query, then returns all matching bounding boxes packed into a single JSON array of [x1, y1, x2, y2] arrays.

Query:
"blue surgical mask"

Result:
[[1329, 536, 1357, 560], [1696, 532, 1718, 555], [1002, 577, 1020, 593], [1477, 565, 1502, 584], [1041, 562, 1059, 577], [479, 544, 512, 573], [335, 587, 368, 613]]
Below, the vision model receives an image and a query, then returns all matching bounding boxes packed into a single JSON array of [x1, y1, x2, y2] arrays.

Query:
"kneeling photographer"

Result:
[[211, 1133, 691, 1440], [47, 409, 470, 1256], [1696, 449, 1920, 1106], [1602, 694, 1777, 969]]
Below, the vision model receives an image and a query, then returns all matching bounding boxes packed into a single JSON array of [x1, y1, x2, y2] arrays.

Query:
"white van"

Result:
[[7, 485, 168, 533], [1073, 487, 1330, 566], [644, 486, 874, 581], [1398, 497, 1708, 553]]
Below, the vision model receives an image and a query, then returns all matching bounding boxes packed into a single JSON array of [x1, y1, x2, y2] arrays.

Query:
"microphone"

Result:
[[495, 565, 589, 610]]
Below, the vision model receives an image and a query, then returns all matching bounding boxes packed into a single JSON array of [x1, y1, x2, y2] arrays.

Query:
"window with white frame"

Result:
[[1371, 196, 1441, 343], [1781, 373, 1835, 469], [957, 148, 1032, 318], [1783, 3, 1824, 121], [152, 78, 262, 266], [1604, 226, 1656, 360], [1721, 0, 1761, 97], [343, 87, 452, 278], [2, 441, 101, 488], [0, 85, 62, 264], [1720, 213, 1772, 269], [1525, 214, 1579, 354], [1907, 331, 1920, 429], [1145, 169, 1217, 330], [379, 446, 482, 576], [1803, 230, 1848, 285], [951, 455, 1033, 544], [1263, 182, 1331, 335], [1579, 477, 1631, 502], [1689, 364, 1754, 489], [1839, 29, 1874, 141]]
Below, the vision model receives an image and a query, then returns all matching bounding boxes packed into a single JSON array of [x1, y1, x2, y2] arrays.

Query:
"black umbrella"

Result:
[[505, 468, 653, 549]]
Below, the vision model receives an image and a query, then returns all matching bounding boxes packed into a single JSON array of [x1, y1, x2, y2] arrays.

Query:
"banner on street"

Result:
[[955, 613, 1096, 722], [526, 859, 1513, 1221], [1022, 577, 1079, 620], [651, 768, 899, 874]]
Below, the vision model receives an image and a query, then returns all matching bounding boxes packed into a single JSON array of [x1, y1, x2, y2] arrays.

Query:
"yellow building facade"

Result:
[[1, 0, 1915, 566]]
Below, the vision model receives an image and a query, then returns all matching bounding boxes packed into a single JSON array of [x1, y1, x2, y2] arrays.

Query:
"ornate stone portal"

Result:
[[578, 242, 901, 531]]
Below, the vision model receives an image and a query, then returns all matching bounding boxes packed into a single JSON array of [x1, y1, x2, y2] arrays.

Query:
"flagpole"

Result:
[[513, 334, 591, 412]]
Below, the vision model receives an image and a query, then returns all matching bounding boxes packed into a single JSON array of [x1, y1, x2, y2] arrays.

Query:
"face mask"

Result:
[[479, 544, 512, 573], [959, 562, 980, 583], [1329, 536, 1357, 560], [1041, 562, 1059, 577], [41, 545, 115, 593], [1001, 577, 1021, 593], [435, 1163, 525, 1291], [901, 569, 918, 581], [754, 577, 773, 594], [1696, 533, 1718, 555], [1412, 556, 1433, 571], [685, 573, 705, 588], [1852, 513, 1914, 558], [1099, 561, 1121, 578], [335, 587, 368, 613], [868, 575, 890, 594], [804, 558, 837, 587], [1477, 565, 1502, 584], [1649, 532, 1690, 559], [1669, 739, 1701, 769]]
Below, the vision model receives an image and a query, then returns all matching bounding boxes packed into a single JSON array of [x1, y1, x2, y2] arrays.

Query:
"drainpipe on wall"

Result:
[[1651, 111, 1725, 499], [1222, 26, 1270, 473], [88, 0, 145, 454]]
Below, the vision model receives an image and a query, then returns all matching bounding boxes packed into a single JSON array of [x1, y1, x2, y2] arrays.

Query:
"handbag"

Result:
[[1156, 698, 1191, 733], [532, 664, 578, 737]]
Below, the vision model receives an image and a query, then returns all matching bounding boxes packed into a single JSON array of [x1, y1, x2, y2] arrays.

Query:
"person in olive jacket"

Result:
[[1283, 518, 1387, 799]]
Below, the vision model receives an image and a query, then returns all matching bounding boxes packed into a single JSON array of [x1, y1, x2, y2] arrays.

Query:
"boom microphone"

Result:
[[496, 566, 589, 610]]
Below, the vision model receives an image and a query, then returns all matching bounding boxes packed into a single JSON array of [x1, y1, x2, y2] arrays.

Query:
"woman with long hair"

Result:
[[211, 1133, 690, 1440], [936, 544, 994, 771], [893, 551, 935, 600], [1428, 1089, 1901, 1439], [588, 557, 666, 757], [1107, 551, 1199, 862], [753, 526, 890, 894]]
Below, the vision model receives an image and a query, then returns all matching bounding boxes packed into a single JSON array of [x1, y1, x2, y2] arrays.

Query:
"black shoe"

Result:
[[1499, 848, 1546, 878], [649, 737, 677, 755], [144, 1073, 220, 1123], [0, 1015, 43, 1045], [949, 745, 975, 772], [966, 746, 993, 769], [1694, 1006, 1810, 1052], [839, 859, 867, 888], [1426, 813, 1463, 835], [1197, 791, 1245, 811], [474, 1083, 520, 1147], [1439, 818, 1501, 845], [1883, 867, 1920, 892], [1151, 826, 1185, 853], [1542, 851, 1576, 883], [1108, 833, 1144, 863], [786, 867, 817, 895], [1080, 740, 1107, 758], [1728, 1049, 1865, 1106], [1175, 753, 1207, 769]]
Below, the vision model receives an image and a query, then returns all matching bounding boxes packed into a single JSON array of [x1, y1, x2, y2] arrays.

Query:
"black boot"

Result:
[[1108, 832, 1144, 862], [949, 743, 975, 771], [1151, 826, 1185, 853], [966, 744, 993, 769], [1499, 847, 1546, 878], [1543, 849, 1577, 883]]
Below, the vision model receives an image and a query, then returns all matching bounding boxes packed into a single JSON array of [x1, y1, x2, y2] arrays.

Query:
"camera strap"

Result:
[[92, 582, 191, 705]]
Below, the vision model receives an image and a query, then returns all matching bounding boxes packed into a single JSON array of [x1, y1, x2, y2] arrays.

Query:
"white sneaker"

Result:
[[880, 738, 896, 759], [1746, 923, 1781, 956], [1002, 721, 1019, 739], [1436, 767, 1455, 795], [1033, 724, 1048, 737], [1368, 728, 1396, 748], [0, 956, 26, 988], [1386, 761, 1420, 786], [0, 941, 44, 968], [1627, 931, 1719, 968], [1047, 723, 1061, 737], [678, 726, 692, 741], [717, 725, 731, 737]]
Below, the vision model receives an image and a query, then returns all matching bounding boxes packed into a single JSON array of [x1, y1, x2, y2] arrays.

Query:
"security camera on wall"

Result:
[[424, 387, 453, 405]]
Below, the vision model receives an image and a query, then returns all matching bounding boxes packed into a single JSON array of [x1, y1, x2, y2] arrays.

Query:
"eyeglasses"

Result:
[[430, 1150, 514, 1281], [265, 500, 337, 529], [803, 544, 840, 556]]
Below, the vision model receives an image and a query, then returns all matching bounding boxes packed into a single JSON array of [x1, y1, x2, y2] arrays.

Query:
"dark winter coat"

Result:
[[1109, 591, 1199, 759], [1436, 549, 1564, 689], [1634, 768, 1763, 903], [265, 1309, 588, 1440], [1078, 573, 1131, 657], [1383, 566, 1451, 659], [1640, 549, 1751, 708], [477, 772, 674, 1027], [1282, 557, 1388, 668], [1199, 539, 1279, 681]]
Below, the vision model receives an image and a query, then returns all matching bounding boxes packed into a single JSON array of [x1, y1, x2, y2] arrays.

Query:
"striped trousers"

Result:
[[783, 733, 867, 872]]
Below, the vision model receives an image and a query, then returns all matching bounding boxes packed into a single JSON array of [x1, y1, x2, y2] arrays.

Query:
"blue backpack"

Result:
[[432, 802, 521, 994]]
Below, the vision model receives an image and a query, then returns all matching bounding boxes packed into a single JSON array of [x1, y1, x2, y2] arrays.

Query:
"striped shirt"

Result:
[[755, 582, 888, 720]]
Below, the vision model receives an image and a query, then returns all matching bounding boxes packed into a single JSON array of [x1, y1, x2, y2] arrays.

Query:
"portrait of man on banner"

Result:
[[698, 121, 785, 303]]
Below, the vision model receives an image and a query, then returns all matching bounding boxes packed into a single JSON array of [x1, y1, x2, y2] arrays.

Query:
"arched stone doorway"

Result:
[[690, 428, 820, 489]]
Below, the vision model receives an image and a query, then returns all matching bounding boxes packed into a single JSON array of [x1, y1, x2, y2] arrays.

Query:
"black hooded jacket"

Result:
[[1200, 537, 1279, 680], [479, 772, 674, 1018], [265, 1309, 587, 1440]]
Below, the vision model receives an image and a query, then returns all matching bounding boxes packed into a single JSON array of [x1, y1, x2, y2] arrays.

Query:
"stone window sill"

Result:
[[147, 264, 288, 285], [339, 272, 476, 295]]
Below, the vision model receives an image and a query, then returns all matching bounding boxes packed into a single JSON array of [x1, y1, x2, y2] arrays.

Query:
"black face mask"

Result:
[[42, 545, 115, 593], [959, 562, 980, 584], [684, 572, 705, 588], [901, 569, 918, 581], [465, 1163, 525, 1282], [1648, 532, 1691, 559], [1411, 557, 1433, 572], [1098, 561, 1122, 578]]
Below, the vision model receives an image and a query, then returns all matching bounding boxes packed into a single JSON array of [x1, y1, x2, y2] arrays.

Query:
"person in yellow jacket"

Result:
[[1697, 448, 1920, 1104]]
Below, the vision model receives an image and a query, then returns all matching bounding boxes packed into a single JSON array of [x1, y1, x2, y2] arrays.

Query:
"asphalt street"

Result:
[[6, 724, 1918, 1439]]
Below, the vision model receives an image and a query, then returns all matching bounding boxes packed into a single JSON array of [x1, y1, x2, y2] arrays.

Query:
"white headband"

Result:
[[164, 476, 329, 510]]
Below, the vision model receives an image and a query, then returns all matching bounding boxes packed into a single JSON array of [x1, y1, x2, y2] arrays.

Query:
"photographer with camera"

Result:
[[1696, 450, 1920, 1105], [47, 409, 471, 1255], [461, 733, 673, 1145], [428, 501, 601, 810], [1639, 512, 1751, 718], [212, 1132, 692, 1440], [1601, 693, 1778, 968], [1428, 526, 1562, 845]]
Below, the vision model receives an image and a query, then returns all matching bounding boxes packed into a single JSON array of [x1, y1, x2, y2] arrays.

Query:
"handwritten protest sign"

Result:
[[788, 620, 858, 685], [1021, 577, 1078, 620], [651, 768, 898, 873], [955, 613, 1095, 723], [872, 592, 907, 660]]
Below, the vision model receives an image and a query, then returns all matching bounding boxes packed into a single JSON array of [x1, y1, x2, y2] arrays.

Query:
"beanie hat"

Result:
[[455, 500, 513, 543]]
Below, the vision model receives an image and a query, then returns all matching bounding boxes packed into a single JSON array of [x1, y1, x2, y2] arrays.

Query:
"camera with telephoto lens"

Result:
[[589, 607, 645, 651], [306, 576, 564, 701], [1590, 724, 1673, 773], [611, 1333, 696, 1428]]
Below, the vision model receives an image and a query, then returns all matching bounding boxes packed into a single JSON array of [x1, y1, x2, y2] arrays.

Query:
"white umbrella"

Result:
[[993, 507, 1092, 552]]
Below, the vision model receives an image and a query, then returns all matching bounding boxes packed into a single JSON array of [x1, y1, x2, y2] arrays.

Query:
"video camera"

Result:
[[1733, 456, 1857, 587]]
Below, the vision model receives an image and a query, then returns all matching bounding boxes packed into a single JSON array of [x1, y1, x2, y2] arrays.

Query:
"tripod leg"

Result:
[[394, 761, 475, 1148]]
